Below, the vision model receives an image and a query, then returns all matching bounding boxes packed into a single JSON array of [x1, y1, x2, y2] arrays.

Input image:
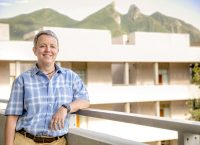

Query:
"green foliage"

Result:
[[187, 99, 200, 121], [193, 63, 200, 85], [187, 63, 200, 121]]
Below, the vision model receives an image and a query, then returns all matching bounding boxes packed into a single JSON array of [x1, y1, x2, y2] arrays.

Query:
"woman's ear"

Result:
[[33, 47, 37, 56]]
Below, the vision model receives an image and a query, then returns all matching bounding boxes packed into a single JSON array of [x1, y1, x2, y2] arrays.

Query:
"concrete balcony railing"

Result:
[[1, 98, 200, 145], [0, 99, 145, 145], [87, 84, 200, 104], [77, 109, 200, 145]]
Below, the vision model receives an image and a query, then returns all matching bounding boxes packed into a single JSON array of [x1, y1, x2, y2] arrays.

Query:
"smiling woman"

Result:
[[32, 30, 59, 75], [4, 30, 90, 145]]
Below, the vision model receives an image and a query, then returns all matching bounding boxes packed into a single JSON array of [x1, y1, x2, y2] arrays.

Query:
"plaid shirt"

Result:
[[5, 64, 89, 137]]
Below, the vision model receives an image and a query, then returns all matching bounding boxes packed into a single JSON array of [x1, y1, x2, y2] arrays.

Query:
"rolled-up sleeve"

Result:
[[5, 77, 24, 116], [72, 74, 89, 102]]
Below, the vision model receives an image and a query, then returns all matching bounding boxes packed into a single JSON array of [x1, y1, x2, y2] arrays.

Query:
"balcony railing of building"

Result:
[[1, 99, 200, 145]]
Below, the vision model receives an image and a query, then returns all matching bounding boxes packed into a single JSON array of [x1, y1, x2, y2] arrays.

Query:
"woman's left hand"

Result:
[[50, 106, 68, 130]]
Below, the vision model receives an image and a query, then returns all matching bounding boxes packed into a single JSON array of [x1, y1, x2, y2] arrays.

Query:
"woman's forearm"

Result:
[[5, 115, 19, 145], [70, 99, 90, 113]]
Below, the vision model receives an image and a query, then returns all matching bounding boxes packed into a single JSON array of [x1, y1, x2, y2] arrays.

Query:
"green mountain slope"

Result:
[[0, 3, 200, 44], [121, 14, 168, 32], [121, 5, 168, 33], [151, 12, 200, 43], [0, 8, 78, 40], [75, 3, 124, 36]]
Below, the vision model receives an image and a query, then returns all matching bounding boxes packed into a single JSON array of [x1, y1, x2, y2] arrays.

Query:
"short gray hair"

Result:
[[33, 30, 59, 47]]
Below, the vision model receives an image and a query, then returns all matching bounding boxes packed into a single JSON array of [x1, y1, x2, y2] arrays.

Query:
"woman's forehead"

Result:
[[37, 35, 58, 45]]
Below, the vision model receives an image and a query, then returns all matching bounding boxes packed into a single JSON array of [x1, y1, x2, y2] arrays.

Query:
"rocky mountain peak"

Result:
[[127, 4, 141, 20]]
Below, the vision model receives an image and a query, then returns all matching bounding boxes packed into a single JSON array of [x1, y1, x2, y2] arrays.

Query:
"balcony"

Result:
[[87, 84, 200, 104], [1, 99, 200, 145], [1, 84, 199, 105]]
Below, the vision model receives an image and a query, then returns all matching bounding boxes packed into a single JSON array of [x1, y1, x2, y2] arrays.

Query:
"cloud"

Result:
[[16, 0, 29, 3], [0, 0, 12, 6], [0, 0, 28, 6]]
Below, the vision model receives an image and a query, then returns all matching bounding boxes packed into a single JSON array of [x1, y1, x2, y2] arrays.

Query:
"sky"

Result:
[[0, 0, 200, 30]]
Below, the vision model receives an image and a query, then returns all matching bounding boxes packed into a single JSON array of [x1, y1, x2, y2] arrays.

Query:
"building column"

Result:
[[125, 103, 130, 113], [124, 62, 130, 113], [124, 62, 129, 85], [154, 63, 160, 117], [153, 62, 159, 85], [155, 101, 160, 117], [15, 61, 21, 77], [157, 141, 161, 145]]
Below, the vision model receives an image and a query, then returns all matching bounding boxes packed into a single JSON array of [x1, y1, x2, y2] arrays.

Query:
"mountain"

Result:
[[78, 3, 200, 43], [0, 3, 200, 44], [0, 8, 78, 40], [150, 12, 200, 43], [121, 5, 168, 33], [76, 3, 124, 36]]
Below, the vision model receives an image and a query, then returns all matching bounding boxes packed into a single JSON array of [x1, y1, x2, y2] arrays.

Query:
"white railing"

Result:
[[1, 99, 200, 144], [77, 109, 200, 145]]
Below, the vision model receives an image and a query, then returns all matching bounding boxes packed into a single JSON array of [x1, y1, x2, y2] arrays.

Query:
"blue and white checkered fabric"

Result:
[[5, 64, 89, 137]]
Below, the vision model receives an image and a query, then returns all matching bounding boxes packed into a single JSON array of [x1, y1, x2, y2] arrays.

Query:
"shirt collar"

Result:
[[31, 63, 65, 76], [55, 63, 65, 74]]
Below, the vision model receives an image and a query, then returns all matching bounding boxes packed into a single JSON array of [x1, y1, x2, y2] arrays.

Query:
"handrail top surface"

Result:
[[77, 108, 200, 134]]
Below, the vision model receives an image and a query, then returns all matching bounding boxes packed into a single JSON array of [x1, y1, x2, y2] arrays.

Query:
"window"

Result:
[[160, 102, 171, 117], [161, 140, 171, 145], [159, 70, 169, 84], [72, 62, 87, 84]]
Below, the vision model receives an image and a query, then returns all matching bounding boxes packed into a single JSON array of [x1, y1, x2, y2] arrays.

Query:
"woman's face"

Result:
[[33, 34, 59, 66]]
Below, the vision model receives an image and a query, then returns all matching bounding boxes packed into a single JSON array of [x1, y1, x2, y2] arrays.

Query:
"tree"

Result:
[[187, 63, 200, 121]]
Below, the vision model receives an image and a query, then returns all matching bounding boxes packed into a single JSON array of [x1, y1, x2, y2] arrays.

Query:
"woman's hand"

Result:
[[50, 106, 68, 130]]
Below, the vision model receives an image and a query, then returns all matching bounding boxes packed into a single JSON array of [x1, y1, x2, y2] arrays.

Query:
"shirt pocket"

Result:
[[23, 83, 46, 114], [54, 82, 73, 108]]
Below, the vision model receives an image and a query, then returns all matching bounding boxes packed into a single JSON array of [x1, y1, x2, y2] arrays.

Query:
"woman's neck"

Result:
[[37, 63, 55, 74]]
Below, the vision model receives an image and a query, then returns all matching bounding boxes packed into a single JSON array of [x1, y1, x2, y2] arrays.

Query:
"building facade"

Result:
[[0, 25, 200, 145]]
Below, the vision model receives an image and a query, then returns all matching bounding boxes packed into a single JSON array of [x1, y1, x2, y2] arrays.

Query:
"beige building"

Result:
[[0, 25, 200, 145], [0, 23, 9, 41]]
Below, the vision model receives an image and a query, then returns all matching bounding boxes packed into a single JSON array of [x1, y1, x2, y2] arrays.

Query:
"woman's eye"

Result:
[[39, 45, 45, 48]]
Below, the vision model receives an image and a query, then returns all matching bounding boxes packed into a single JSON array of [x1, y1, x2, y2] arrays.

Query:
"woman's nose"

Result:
[[45, 46, 51, 51]]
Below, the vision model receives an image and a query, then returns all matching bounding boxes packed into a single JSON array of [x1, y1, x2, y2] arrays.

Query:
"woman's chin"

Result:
[[41, 61, 54, 66]]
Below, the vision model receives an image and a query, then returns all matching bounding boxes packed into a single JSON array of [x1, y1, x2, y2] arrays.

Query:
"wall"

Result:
[[171, 100, 188, 120], [0, 62, 10, 100], [112, 35, 124, 44], [112, 63, 154, 85], [135, 63, 154, 85], [0, 23, 9, 40], [90, 104, 114, 111], [87, 62, 112, 86], [169, 63, 190, 84], [61, 62, 72, 69], [112, 63, 124, 84], [134, 32, 190, 48], [20, 62, 35, 72], [131, 102, 156, 116], [90, 103, 125, 112], [127, 33, 136, 44]]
